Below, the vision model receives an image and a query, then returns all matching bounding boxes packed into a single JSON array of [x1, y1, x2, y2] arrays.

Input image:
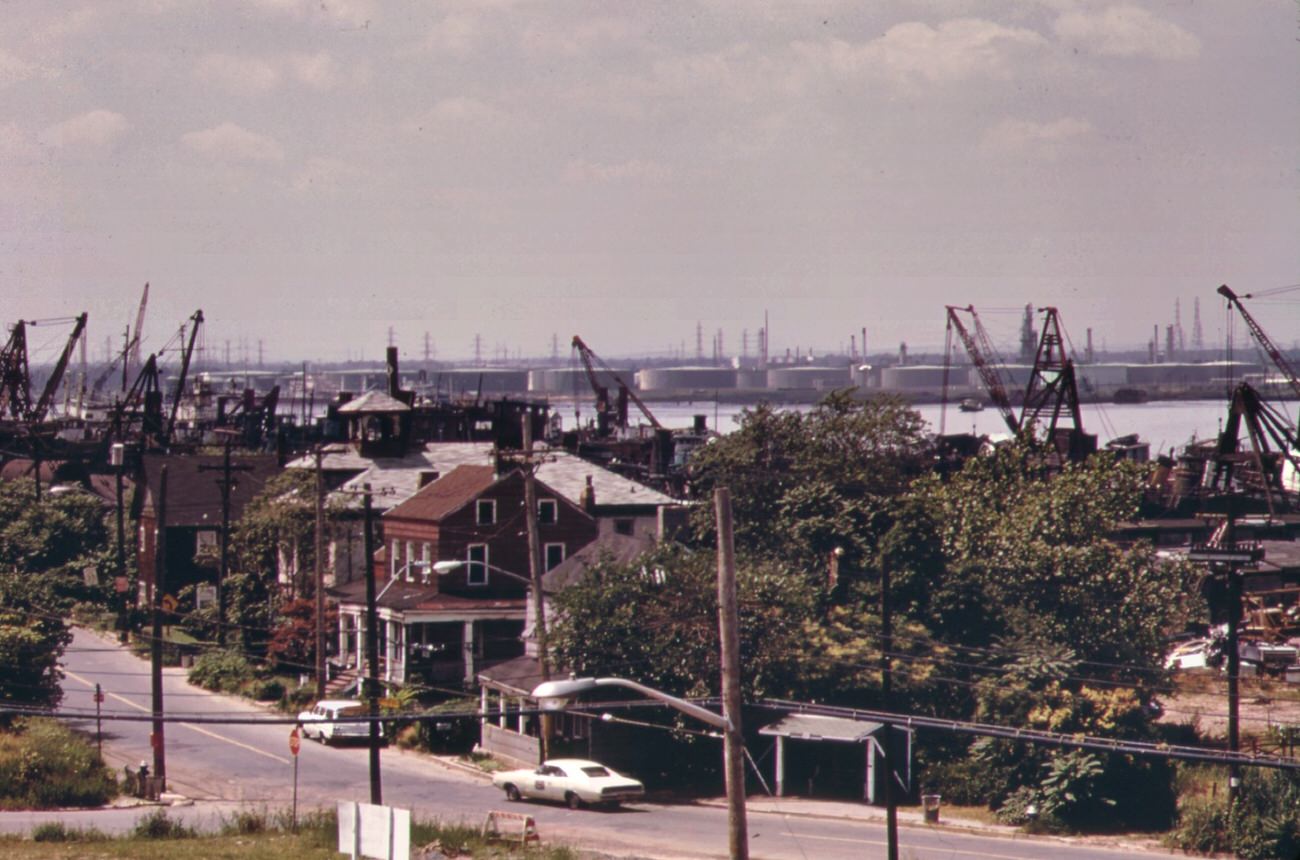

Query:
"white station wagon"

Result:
[[492, 758, 645, 809], [296, 699, 382, 745]]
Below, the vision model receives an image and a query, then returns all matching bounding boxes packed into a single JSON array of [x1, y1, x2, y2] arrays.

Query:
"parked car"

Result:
[[296, 699, 382, 745], [492, 758, 645, 809]]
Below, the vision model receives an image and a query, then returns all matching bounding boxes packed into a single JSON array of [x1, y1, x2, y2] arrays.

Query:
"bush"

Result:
[[220, 808, 269, 835], [250, 679, 286, 701], [281, 683, 317, 712], [0, 719, 117, 809], [132, 809, 195, 840], [30, 821, 107, 843], [188, 649, 255, 693]]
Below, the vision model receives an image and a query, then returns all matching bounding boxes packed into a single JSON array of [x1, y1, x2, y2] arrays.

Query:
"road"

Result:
[[12, 628, 1183, 859]]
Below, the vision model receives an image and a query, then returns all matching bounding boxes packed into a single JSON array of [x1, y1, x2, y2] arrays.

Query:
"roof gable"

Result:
[[385, 464, 497, 522]]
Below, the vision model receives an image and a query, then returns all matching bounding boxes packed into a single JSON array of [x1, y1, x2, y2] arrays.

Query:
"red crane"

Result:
[[571, 335, 662, 432], [943, 305, 1019, 435]]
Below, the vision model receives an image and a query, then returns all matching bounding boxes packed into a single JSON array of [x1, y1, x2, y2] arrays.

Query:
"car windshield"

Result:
[[581, 766, 611, 777], [336, 706, 364, 718]]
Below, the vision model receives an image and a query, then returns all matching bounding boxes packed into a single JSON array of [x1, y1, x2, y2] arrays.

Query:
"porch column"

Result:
[[393, 620, 405, 684], [498, 690, 508, 729], [517, 697, 526, 734], [337, 613, 350, 668], [479, 685, 488, 733], [865, 739, 877, 804], [775, 736, 785, 797], [462, 620, 475, 686], [384, 619, 396, 682]]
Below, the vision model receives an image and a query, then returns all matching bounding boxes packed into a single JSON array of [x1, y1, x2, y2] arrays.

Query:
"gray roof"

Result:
[[758, 714, 885, 743], [337, 390, 411, 414], [286, 441, 678, 512], [542, 532, 658, 591]]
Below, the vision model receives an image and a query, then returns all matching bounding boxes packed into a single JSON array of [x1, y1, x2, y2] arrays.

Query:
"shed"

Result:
[[759, 713, 911, 805]]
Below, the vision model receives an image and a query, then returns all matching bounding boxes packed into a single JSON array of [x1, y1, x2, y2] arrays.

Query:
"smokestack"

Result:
[[386, 346, 399, 396]]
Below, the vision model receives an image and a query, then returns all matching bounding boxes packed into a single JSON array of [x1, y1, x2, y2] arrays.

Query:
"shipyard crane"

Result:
[[1218, 284, 1300, 402], [30, 313, 88, 423], [1207, 381, 1300, 514], [1021, 307, 1088, 447], [571, 335, 662, 433], [126, 282, 149, 388], [0, 320, 32, 420], [164, 310, 203, 443], [943, 305, 1019, 435]]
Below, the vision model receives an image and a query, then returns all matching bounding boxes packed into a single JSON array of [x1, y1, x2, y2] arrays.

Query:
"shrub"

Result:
[[30, 821, 107, 843], [132, 809, 195, 840], [0, 719, 116, 809], [188, 649, 255, 693], [220, 808, 269, 835], [250, 679, 286, 701]]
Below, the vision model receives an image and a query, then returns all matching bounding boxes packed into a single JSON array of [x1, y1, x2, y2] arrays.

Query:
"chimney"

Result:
[[386, 346, 399, 397], [580, 475, 596, 514]]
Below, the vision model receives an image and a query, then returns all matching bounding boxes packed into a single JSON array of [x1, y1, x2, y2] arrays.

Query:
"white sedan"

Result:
[[492, 758, 645, 809]]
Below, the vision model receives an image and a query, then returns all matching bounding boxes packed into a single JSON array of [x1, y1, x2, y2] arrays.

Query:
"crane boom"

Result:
[[128, 282, 149, 382], [571, 335, 662, 430], [0, 321, 32, 420], [945, 306, 1019, 434], [31, 312, 88, 422], [165, 309, 203, 443], [1218, 284, 1300, 402]]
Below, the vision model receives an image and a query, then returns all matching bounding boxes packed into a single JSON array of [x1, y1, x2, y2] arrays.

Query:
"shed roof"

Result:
[[337, 390, 411, 414], [758, 713, 885, 743]]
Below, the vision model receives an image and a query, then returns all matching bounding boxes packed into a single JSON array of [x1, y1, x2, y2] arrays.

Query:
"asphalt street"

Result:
[[3, 628, 1187, 859]]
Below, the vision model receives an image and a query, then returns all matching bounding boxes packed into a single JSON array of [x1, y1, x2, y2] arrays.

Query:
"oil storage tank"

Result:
[[637, 366, 738, 392]]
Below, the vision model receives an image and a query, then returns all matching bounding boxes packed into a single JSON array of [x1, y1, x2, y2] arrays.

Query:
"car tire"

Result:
[[504, 785, 521, 802], [566, 792, 583, 810]]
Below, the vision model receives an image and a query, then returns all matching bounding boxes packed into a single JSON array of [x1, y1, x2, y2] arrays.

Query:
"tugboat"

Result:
[[958, 398, 985, 413]]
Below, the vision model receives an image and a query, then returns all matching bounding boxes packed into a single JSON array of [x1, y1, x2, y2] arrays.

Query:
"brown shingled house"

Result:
[[331, 464, 599, 688]]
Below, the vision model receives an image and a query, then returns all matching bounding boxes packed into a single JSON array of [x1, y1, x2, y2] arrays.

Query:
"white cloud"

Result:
[[181, 122, 284, 162], [1054, 5, 1200, 60], [39, 110, 132, 149], [195, 53, 282, 95], [563, 158, 672, 185], [0, 123, 39, 162], [404, 97, 511, 134], [422, 12, 482, 56], [287, 52, 338, 89], [239, 0, 375, 28], [793, 18, 1047, 86], [0, 49, 37, 88], [982, 116, 1093, 159]]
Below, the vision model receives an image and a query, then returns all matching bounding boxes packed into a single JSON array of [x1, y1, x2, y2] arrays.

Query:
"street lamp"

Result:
[[532, 676, 746, 859]]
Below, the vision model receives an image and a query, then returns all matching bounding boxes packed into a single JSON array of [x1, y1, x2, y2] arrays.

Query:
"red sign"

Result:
[[150, 732, 161, 750], [289, 727, 300, 756], [94, 691, 104, 704]]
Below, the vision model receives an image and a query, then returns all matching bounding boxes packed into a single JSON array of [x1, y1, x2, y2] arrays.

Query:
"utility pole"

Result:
[[522, 416, 550, 681], [362, 484, 382, 804], [112, 443, 128, 642], [199, 442, 253, 648], [881, 553, 899, 860], [714, 488, 748, 860], [151, 465, 168, 789], [314, 446, 326, 699]]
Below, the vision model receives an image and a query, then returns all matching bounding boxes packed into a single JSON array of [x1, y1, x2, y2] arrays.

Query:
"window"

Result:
[[390, 539, 401, 577], [196, 530, 218, 550], [467, 544, 488, 586], [404, 541, 415, 580], [537, 499, 557, 525], [420, 543, 432, 582], [545, 543, 565, 571], [614, 518, 635, 536], [476, 500, 496, 525]]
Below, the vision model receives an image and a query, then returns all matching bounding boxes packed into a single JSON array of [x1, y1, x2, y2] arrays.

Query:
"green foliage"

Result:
[[686, 393, 930, 567], [219, 808, 269, 836], [0, 478, 108, 574], [31, 821, 108, 843], [188, 649, 255, 693], [131, 810, 196, 840], [0, 719, 117, 809], [551, 544, 819, 700], [1169, 769, 1300, 858]]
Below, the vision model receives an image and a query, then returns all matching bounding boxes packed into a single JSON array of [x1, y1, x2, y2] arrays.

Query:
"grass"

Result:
[[0, 719, 117, 810], [3, 808, 583, 859]]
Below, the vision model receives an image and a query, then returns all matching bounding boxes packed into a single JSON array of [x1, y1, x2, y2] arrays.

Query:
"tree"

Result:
[[550, 545, 819, 701], [267, 597, 338, 673], [686, 391, 931, 570]]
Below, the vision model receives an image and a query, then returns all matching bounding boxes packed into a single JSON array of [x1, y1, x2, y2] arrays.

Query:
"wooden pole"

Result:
[[881, 554, 898, 860], [314, 446, 326, 699], [151, 465, 168, 789], [362, 484, 382, 805], [714, 488, 748, 860]]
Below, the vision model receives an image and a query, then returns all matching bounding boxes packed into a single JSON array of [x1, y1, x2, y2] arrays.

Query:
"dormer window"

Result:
[[537, 498, 557, 525], [467, 544, 488, 586], [476, 499, 496, 526]]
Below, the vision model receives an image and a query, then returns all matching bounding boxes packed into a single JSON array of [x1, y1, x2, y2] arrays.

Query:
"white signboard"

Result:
[[337, 801, 410, 860]]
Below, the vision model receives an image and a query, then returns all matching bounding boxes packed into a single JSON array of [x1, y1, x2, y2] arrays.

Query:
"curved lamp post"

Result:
[[531, 675, 745, 859]]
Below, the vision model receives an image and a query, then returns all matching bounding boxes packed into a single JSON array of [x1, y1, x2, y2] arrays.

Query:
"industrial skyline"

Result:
[[3, 1, 1297, 362]]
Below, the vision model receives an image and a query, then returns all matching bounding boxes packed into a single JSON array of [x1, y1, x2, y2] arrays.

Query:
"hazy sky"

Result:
[[3, 1, 1297, 364]]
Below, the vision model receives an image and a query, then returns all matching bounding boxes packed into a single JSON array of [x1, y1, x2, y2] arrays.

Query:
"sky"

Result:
[[2, 0, 1298, 365]]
